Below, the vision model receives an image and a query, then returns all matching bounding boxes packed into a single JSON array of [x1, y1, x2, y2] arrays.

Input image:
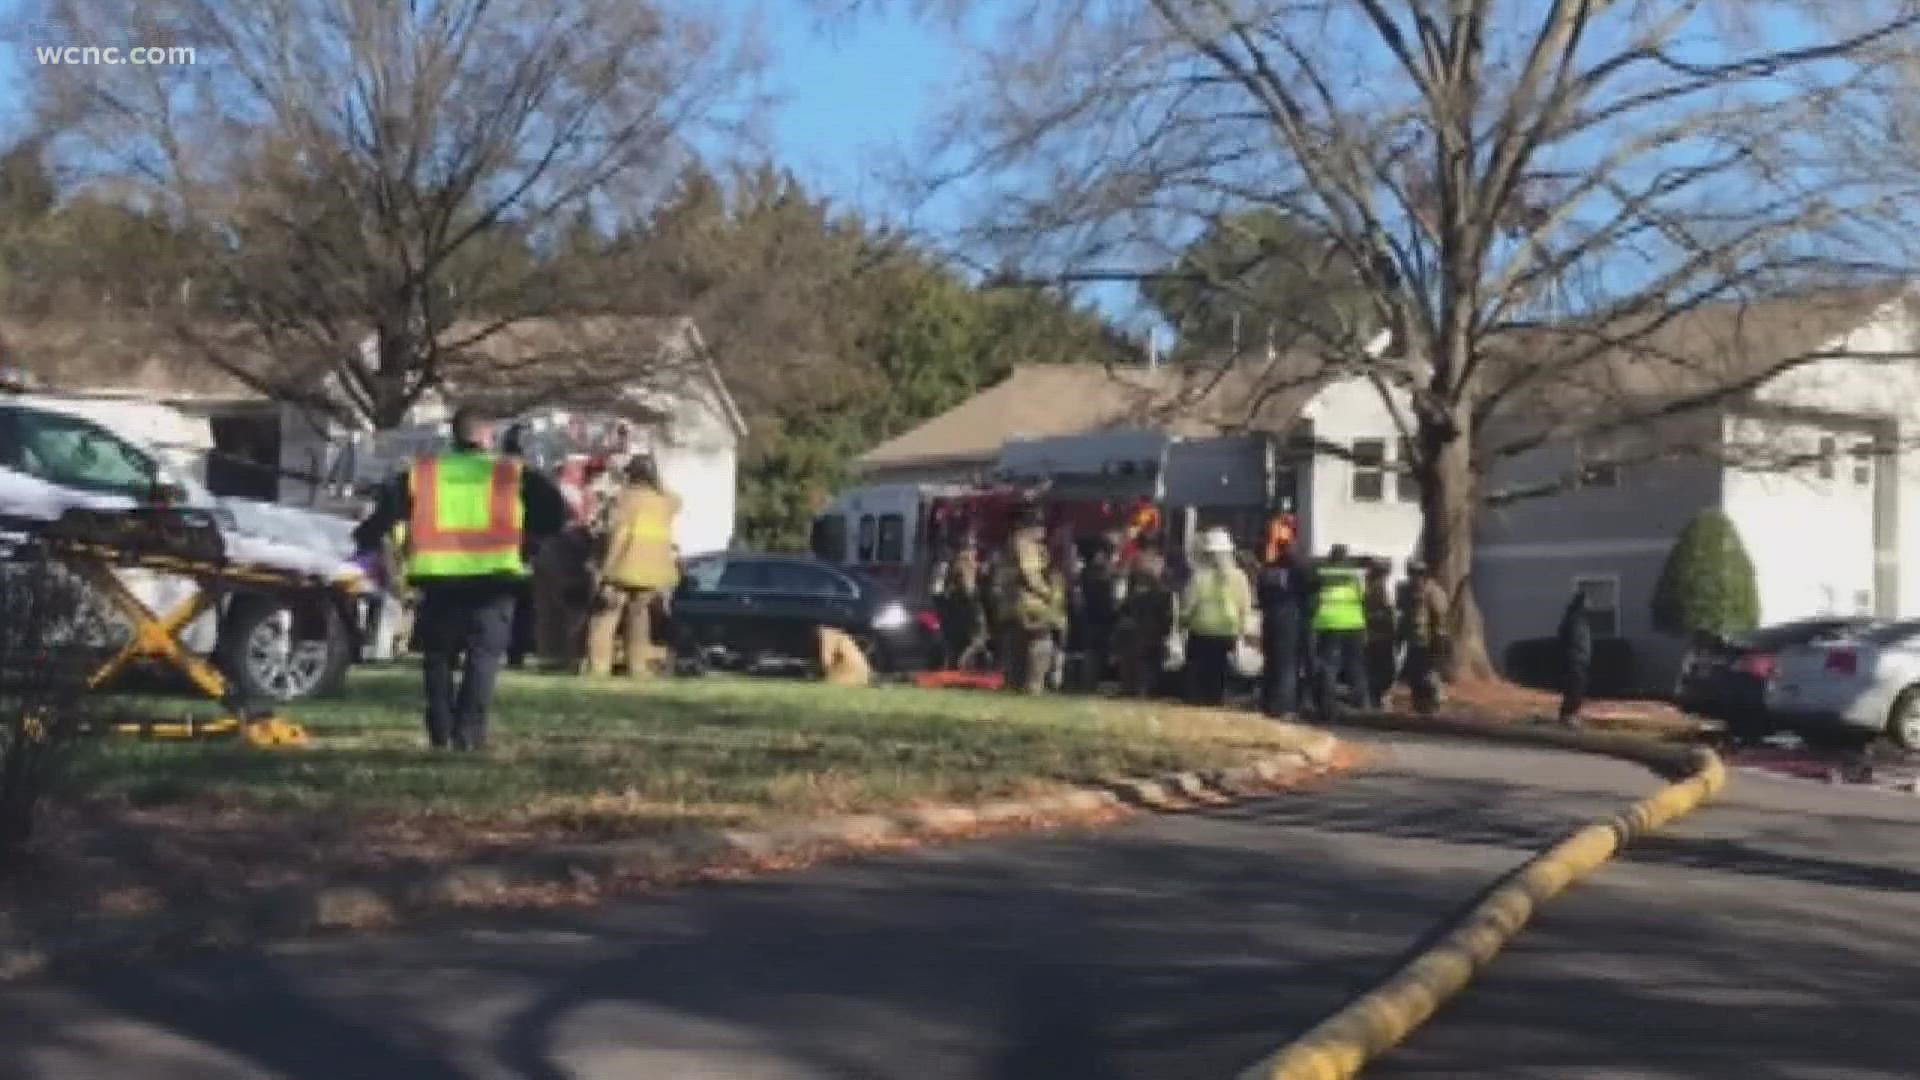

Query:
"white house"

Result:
[[851, 361, 1423, 569], [1, 314, 746, 555], [1474, 287, 1920, 689]]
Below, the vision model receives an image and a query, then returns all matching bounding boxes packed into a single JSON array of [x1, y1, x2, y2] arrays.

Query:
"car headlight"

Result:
[[871, 603, 911, 631]]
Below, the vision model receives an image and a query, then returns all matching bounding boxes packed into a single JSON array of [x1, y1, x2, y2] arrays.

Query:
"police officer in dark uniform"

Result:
[[354, 408, 568, 750]]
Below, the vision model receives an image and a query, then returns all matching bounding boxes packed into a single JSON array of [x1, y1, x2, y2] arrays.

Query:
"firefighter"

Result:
[[353, 407, 567, 750], [500, 424, 535, 668], [585, 455, 681, 678], [1364, 559, 1397, 701], [1398, 558, 1449, 715], [1114, 536, 1174, 697], [1255, 525, 1308, 718], [933, 532, 988, 670], [1310, 543, 1373, 720], [1074, 532, 1122, 690], [1181, 527, 1254, 706], [994, 506, 1065, 693], [533, 503, 594, 670]]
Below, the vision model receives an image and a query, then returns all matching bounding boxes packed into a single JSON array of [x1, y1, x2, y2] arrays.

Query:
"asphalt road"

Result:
[[2, 734, 1916, 1080]]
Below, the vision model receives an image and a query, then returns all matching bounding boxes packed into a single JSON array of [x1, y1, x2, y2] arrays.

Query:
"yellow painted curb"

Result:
[[1237, 744, 1726, 1080]]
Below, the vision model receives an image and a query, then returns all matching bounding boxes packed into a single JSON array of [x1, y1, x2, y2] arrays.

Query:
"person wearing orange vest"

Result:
[[354, 407, 567, 750], [584, 455, 682, 678]]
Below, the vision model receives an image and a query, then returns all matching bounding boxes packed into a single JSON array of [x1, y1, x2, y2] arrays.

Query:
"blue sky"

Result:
[[726, 1, 955, 212], [0, 0, 961, 211]]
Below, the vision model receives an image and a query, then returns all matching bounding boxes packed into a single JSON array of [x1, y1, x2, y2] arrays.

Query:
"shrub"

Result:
[[1651, 509, 1760, 639], [0, 558, 104, 856]]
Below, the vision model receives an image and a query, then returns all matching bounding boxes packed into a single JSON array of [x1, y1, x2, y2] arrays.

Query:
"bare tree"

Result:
[[27, 0, 765, 427], [891, 0, 1920, 678]]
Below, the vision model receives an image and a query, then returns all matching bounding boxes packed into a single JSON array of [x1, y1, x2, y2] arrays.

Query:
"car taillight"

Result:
[[916, 610, 941, 633], [1825, 649, 1858, 676], [1733, 653, 1776, 679]]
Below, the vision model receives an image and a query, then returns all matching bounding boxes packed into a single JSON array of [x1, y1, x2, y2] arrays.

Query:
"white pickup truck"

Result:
[[0, 391, 372, 703]]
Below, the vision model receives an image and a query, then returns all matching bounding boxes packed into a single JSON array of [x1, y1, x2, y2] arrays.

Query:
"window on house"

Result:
[[1853, 441, 1874, 486], [1573, 576, 1620, 637], [856, 514, 877, 562], [876, 514, 906, 563], [1351, 438, 1386, 502], [1818, 436, 1837, 480], [1395, 438, 1419, 503]]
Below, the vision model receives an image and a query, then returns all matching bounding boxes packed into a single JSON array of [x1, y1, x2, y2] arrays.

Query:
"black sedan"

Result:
[[1676, 617, 1876, 738], [667, 553, 945, 678]]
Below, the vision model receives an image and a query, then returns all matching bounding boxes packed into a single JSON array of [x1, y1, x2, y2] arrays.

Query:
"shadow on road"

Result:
[[19, 753, 1917, 1080], [2, 766, 1583, 1080]]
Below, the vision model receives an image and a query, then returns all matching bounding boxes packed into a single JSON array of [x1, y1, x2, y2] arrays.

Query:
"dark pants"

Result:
[[1314, 630, 1372, 720], [1261, 610, 1301, 717], [1366, 636, 1396, 702], [1403, 642, 1440, 715], [507, 578, 535, 667], [1002, 627, 1056, 694], [1186, 633, 1233, 706], [1560, 657, 1590, 722], [417, 583, 517, 750]]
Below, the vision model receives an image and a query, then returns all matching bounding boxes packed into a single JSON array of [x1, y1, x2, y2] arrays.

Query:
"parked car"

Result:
[[667, 553, 945, 677], [1676, 617, 1877, 737], [1764, 619, 1920, 750], [0, 394, 366, 703]]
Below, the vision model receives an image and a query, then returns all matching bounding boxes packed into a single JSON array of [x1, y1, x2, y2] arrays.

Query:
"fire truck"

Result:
[[811, 429, 1304, 600]]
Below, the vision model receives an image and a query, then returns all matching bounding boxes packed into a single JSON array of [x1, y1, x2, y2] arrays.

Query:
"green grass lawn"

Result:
[[71, 667, 1319, 838]]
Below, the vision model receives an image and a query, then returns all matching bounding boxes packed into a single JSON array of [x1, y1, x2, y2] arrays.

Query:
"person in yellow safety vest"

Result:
[[1397, 558, 1449, 715], [353, 407, 568, 751], [585, 455, 681, 678], [1309, 542, 1374, 720], [994, 506, 1066, 693], [1180, 527, 1254, 706]]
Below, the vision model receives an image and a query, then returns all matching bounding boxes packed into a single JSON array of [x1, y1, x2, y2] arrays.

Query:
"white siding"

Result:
[[1745, 298, 1920, 617], [655, 442, 736, 556], [1720, 414, 1878, 621], [1299, 376, 1423, 570]]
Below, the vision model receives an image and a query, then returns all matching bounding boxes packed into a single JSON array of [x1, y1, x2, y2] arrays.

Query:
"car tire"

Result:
[[1886, 687, 1920, 752], [216, 595, 351, 704]]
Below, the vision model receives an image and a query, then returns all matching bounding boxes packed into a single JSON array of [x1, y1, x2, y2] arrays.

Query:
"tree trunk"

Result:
[[1421, 407, 1495, 682]]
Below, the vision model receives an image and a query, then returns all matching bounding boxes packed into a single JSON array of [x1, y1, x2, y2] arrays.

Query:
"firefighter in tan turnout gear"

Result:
[[995, 506, 1067, 693], [585, 456, 681, 678]]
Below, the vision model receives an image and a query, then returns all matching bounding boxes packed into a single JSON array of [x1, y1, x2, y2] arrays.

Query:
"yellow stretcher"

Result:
[[25, 509, 368, 749]]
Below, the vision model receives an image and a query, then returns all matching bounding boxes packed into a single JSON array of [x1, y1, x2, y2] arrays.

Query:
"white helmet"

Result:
[[1201, 527, 1236, 554]]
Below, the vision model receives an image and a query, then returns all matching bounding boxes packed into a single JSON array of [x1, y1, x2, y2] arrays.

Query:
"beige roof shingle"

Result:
[[855, 361, 1328, 472], [0, 314, 745, 434], [1487, 286, 1909, 420]]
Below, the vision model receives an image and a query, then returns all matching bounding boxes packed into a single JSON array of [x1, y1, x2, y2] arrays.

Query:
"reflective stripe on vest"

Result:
[[1313, 565, 1367, 631], [407, 453, 526, 579]]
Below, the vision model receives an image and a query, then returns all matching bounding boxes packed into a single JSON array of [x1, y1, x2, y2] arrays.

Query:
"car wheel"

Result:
[[217, 596, 350, 704], [1887, 687, 1920, 752]]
